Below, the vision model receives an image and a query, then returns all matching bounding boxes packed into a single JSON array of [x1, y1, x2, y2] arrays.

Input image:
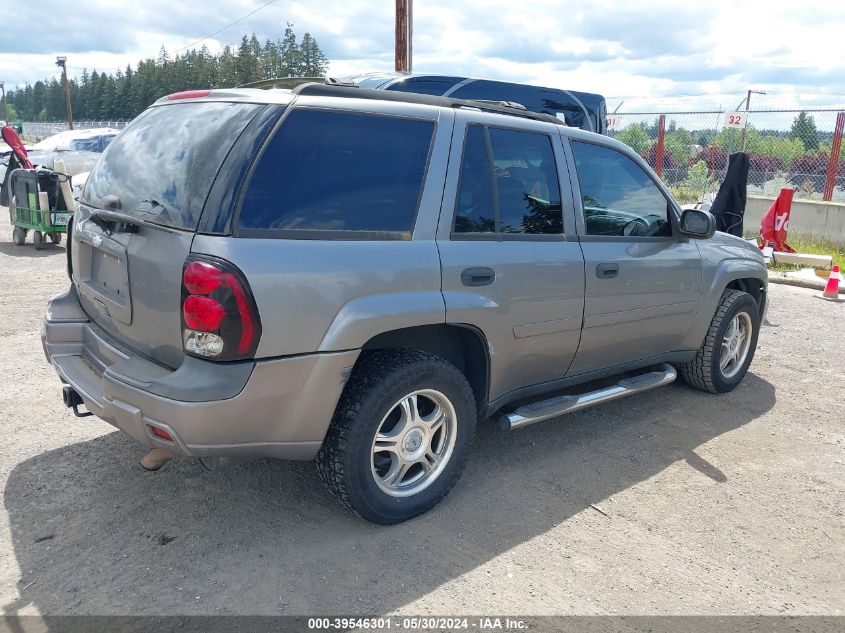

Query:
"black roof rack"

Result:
[[291, 82, 565, 126]]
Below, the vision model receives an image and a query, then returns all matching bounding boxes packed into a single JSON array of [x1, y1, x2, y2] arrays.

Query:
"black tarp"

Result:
[[366, 74, 607, 134], [709, 152, 749, 237]]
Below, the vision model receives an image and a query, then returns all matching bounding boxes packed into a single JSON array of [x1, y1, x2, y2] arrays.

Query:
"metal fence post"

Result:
[[655, 114, 666, 177], [823, 112, 844, 202]]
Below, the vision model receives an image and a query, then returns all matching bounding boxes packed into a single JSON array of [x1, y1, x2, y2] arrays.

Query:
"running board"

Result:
[[501, 363, 677, 431]]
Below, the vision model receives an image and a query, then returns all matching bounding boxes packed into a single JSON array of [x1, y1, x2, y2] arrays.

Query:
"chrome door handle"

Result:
[[461, 267, 496, 286], [596, 263, 619, 279]]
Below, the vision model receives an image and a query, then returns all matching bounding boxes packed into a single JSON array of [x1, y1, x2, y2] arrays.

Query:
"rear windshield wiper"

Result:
[[88, 208, 143, 234]]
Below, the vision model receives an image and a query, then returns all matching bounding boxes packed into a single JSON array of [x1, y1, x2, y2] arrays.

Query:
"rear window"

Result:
[[451, 80, 596, 132], [237, 109, 435, 237], [81, 102, 262, 230], [386, 76, 463, 96]]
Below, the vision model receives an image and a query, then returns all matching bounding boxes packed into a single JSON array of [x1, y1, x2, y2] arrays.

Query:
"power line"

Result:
[[607, 91, 747, 99], [174, 0, 279, 54]]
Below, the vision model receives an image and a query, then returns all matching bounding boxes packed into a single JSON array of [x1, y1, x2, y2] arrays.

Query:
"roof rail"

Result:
[[471, 100, 527, 111], [238, 77, 324, 90], [291, 82, 565, 126]]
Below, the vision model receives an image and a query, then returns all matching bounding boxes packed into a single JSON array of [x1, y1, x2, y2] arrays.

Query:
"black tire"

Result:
[[679, 289, 760, 394], [32, 231, 44, 250], [50, 232, 62, 244], [12, 227, 26, 246], [317, 350, 477, 524]]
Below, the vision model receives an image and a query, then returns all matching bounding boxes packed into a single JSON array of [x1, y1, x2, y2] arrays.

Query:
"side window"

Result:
[[454, 126, 496, 233], [68, 137, 100, 152], [238, 110, 435, 234], [453, 125, 563, 236], [571, 141, 672, 237]]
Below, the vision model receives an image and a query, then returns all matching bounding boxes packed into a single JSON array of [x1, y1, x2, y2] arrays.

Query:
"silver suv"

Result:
[[42, 83, 767, 524]]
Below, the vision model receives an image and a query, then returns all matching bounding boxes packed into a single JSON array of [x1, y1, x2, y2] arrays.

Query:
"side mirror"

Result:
[[679, 208, 716, 239]]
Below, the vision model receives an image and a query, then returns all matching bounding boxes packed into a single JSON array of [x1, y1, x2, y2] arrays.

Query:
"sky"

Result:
[[1, 0, 844, 114]]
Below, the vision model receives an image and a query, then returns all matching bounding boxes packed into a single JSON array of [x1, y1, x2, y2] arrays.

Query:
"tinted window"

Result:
[[454, 125, 562, 236], [451, 81, 597, 131], [82, 102, 261, 230], [387, 76, 463, 96], [571, 142, 672, 237], [452, 80, 514, 101], [454, 126, 496, 233], [68, 137, 101, 152], [238, 110, 434, 234]]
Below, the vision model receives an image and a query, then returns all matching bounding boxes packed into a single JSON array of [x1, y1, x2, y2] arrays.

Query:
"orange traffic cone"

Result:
[[822, 265, 841, 300]]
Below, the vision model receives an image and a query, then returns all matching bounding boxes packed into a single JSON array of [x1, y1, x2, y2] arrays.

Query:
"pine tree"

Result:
[[279, 23, 303, 77], [300, 33, 329, 76], [6, 26, 329, 121], [217, 45, 239, 88], [790, 111, 819, 151]]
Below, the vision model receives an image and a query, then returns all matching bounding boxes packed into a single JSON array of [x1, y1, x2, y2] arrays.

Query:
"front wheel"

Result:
[[12, 227, 27, 245], [32, 231, 44, 250], [50, 232, 62, 244], [317, 350, 476, 524], [679, 289, 760, 393]]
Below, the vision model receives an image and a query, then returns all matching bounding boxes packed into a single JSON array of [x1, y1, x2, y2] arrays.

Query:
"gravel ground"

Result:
[[0, 213, 842, 617]]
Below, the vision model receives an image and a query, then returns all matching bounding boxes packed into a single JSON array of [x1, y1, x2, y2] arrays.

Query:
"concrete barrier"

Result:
[[744, 195, 845, 245]]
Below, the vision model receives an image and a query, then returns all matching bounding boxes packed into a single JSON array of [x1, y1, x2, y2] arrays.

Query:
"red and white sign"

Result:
[[724, 111, 746, 128], [759, 188, 796, 253]]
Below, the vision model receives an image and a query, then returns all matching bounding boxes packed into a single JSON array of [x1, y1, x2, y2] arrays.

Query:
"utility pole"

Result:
[[395, 0, 413, 72], [0, 82, 7, 122], [740, 88, 766, 151], [56, 56, 74, 130]]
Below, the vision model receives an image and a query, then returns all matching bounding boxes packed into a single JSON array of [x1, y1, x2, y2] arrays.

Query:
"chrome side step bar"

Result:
[[501, 363, 677, 431]]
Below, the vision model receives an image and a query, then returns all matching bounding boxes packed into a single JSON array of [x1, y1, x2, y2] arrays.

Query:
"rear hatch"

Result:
[[72, 100, 264, 368]]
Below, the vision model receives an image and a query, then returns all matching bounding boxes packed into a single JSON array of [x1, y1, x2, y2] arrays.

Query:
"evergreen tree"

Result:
[[279, 23, 303, 77], [300, 33, 329, 76], [790, 111, 819, 151], [5, 26, 329, 121]]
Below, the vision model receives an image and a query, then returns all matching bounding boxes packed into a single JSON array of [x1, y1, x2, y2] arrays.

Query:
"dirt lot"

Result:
[[0, 213, 842, 617]]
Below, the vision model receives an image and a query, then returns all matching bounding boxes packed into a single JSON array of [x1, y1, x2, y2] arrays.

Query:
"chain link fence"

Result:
[[17, 109, 845, 205], [607, 108, 845, 204], [20, 120, 131, 141]]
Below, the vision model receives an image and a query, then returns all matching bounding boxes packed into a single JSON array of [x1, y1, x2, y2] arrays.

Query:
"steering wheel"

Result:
[[622, 218, 650, 237]]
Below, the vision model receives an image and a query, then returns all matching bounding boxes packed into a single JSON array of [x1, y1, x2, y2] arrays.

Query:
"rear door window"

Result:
[[238, 109, 435, 237], [453, 125, 563, 236], [82, 102, 262, 230]]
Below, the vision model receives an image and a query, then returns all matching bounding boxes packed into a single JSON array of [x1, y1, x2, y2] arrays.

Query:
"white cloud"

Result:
[[1, 0, 843, 111]]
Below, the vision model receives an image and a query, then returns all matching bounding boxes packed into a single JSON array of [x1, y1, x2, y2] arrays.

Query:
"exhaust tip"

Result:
[[140, 448, 177, 472]]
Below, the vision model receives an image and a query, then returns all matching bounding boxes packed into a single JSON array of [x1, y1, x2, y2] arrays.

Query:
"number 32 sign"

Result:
[[724, 112, 746, 128]]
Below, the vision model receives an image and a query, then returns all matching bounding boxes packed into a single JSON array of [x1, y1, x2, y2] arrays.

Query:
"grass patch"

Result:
[[667, 185, 704, 205], [743, 232, 845, 271]]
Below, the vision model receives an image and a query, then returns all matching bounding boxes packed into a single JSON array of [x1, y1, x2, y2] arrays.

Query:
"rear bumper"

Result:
[[42, 287, 359, 460]]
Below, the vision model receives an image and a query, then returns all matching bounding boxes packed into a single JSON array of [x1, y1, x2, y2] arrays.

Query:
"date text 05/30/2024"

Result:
[[308, 617, 529, 630]]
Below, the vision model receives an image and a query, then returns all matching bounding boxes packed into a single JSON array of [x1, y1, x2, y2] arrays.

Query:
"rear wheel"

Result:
[[12, 227, 26, 246], [317, 350, 476, 524], [32, 231, 44, 250], [50, 232, 62, 244], [679, 289, 760, 393]]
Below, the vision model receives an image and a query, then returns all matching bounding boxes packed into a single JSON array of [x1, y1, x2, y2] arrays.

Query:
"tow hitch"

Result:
[[62, 386, 92, 417]]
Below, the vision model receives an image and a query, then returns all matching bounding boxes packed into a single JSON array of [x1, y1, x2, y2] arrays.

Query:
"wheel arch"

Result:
[[360, 324, 490, 414], [682, 260, 768, 350], [725, 277, 766, 317]]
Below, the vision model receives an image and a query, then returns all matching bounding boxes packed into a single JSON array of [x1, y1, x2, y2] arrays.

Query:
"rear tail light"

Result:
[[181, 256, 262, 360], [167, 89, 212, 100], [148, 425, 174, 442]]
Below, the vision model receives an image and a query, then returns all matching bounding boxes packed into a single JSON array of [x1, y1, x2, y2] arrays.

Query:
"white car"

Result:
[[28, 127, 120, 154]]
